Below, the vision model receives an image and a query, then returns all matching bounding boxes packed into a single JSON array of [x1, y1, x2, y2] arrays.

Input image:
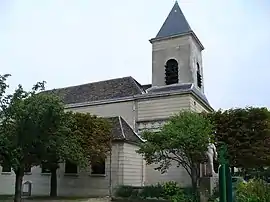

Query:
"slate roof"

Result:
[[155, 2, 192, 39], [44, 77, 145, 105], [106, 116, 142, 145]]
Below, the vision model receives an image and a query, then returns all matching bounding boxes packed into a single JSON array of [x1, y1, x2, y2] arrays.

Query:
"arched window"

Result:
[[165, 59, 179, 85], [196, 62, 202, 88]]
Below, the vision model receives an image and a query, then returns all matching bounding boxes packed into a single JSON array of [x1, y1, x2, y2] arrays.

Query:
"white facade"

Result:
[[0, 2, 213, 197]]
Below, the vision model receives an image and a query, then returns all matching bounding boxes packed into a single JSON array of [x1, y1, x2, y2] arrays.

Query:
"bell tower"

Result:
[[150, 2, 205, 93]]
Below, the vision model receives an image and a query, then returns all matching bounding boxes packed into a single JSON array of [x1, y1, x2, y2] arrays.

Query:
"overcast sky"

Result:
[[0, 0, 269, 110]]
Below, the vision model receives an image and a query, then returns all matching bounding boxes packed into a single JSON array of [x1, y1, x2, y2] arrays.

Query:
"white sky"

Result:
[[0, 0, 270, 110]]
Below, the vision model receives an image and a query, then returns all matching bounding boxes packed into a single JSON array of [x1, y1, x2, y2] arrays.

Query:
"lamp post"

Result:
[[219, 144, 232, 202]]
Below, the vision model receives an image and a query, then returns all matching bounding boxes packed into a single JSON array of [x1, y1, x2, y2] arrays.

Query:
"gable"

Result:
[[106, 116, 143, 145]]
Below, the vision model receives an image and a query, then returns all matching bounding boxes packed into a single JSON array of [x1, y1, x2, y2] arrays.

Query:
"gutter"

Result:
[[65, 89, 213, 112]]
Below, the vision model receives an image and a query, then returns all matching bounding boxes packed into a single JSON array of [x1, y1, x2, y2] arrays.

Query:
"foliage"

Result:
[[239, 167, 270, 182], [137, 111, 214, 193], [207, 184, 219, 202], [68, 112, 112, 165], [115, 186, 140, 198], [39, 102, 112, 197], [235, 179, 270, 202], [0, 75, 68, 202], [206, 107, 270, 168], [139, 184, 163, 199], [115, 181, 197, 201], [161, 181, 181, 199], [0, 82, 64, 170], [0, 74, 112, 201]]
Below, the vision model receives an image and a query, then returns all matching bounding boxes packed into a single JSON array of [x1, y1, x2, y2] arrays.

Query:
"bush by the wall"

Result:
[[115, 185, 139, 198], [162, 181, 182, 199], [235, 179, 270, 202], [139, 184, 163, 199], [114, 181, 194, 201]]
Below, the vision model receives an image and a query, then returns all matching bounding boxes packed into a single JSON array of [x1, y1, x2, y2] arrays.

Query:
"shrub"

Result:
[[115, 185, 138, 198], [161, 181, 182, 198], [208, 184, 219, 202], [170, 192, 186, 202], [114, 181, 195, 201], [235, 179, 270, 202], [139, 184, 163, 199]]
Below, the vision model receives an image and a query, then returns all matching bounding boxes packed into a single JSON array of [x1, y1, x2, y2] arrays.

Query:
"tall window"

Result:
[[1, 160, 11, 172], [196, 62, 202, 88], [65, 160, 77, 174], [165, 59, 179, 85], [91, 159, 105, 175]]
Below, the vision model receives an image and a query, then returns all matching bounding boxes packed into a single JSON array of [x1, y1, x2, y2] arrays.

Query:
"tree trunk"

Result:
[[50, 167, 58, 197], [14, 168, 24, 202], [191, 165, 199, 201], [191, 172, 198, 193]]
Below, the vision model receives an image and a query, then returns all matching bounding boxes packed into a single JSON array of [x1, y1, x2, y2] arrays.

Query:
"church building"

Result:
[[0, 2, 212, 197]]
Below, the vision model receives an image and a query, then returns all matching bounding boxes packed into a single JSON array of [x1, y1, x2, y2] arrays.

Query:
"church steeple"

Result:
[[150, 2, 205, 93], [155, 1, 192, 39], [150, 2, 203, 50]]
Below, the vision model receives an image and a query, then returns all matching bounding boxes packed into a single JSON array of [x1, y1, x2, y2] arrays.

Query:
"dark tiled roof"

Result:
[[44, 77, 144, 105], [154, 2, 192, 39], [106, 116, 142, 145], [147, 83, 209, 105]]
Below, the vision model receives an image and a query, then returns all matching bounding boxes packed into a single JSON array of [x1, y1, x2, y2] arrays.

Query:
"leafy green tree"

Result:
[[43, 111, 112, 197], [0, 74, 112, 201], [0, 75, 67, 202], [69, 112, 112, 162], [137, 111, 214, 194], [39, 110, 84, 197], [206, 107, 270, 168]]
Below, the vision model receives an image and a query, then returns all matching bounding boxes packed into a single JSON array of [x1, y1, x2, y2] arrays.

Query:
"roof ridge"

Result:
[[118, 116, 126, 139], [46, 76, 133, 92], [129, 77, 145, 94]]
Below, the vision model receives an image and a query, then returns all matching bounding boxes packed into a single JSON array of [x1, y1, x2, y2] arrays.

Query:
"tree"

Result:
[[38, 110, 84, 197], [137, 111, 214, 194], [43, 111, 112, 197], [69, 112, 112, 162], [0, 75, 67, 202], [206, 107, 270, 168]]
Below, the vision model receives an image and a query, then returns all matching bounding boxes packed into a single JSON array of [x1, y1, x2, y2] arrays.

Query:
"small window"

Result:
[[65, 160, 77, 174], [2, 160, 11, 172], [91, 159, 105, 175], [24, 164, 31, 173], [41, 162, 51, 174], [196, 62, 202, 88]]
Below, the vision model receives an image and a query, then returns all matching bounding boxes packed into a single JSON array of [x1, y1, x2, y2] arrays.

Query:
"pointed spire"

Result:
[[155, 1, 192, 39]]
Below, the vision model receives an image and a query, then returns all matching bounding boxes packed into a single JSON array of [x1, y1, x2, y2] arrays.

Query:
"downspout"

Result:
[[109, 138, 112, 198], [141, 154, 144, 186], [135, 97, 144, 186]]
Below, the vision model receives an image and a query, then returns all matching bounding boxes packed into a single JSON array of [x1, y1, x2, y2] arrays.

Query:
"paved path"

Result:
[[2, 197, 111, 202]]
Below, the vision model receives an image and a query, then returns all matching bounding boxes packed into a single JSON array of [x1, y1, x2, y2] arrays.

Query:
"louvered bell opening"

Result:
[[197, 72, 202, 88], [165, 59, 179, 85]]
